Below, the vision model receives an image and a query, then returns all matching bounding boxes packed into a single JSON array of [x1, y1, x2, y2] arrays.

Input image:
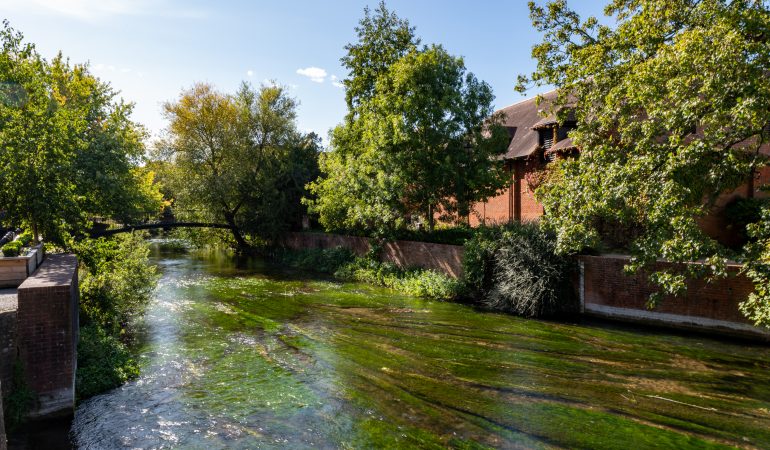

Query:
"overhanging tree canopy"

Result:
[[518, 0, 770, 324]]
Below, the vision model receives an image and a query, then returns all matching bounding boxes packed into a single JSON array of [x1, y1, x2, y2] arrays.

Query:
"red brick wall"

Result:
[[283, 232, 465, 278], [16, 254, 78, 419], [470, 159, 543, 226], [578, 255, 767, 337]]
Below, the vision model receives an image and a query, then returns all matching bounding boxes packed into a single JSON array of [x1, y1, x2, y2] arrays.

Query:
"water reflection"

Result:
[[72, 247, 770, 449]]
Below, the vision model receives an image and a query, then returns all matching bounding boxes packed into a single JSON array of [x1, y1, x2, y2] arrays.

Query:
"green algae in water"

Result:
[[72, 250, 770, 449]]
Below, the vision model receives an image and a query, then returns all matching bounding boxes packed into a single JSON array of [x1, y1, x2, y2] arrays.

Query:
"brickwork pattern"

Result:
[[579, 255, 756, 325], [283, 232, 465, 278], [16, 254, 78, 418]]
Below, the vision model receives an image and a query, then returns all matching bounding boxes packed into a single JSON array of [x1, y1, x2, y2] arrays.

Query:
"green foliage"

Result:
[[462, 222, 576, 316], [4, 359, 34, 433], [0, 22, 162, 244], [74, 232, 159, 336], [274, 246, 460, 300], [273, 246, 356, 274], [73, 233, 158, 399], [76, 324, 140, 400], [306, 4, 508, 236], [724, 198, 770, 244], [1, 239, 22, 256], [740, 205, 770, 326], [518, 1, 770, 317], [156, 82, 319, 249], [17, 230, 32, 246], [336, 258, 460, 300], [461, 224, 516, 299], [485, 225, 577, 317]]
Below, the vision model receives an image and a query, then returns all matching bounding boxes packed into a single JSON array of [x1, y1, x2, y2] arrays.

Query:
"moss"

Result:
[[75, 249, 770, 448]]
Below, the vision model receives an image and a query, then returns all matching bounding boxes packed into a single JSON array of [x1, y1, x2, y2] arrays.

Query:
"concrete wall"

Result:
[[283, 232, 465, 278], [578, 255, 768, 339], [16, 254, 79, 419]]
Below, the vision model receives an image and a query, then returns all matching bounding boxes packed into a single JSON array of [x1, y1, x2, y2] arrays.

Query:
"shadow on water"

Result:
[[18, 244, 770, 449]]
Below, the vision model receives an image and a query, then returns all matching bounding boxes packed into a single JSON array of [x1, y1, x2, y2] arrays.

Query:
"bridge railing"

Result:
[[89, 208, 211, 231]]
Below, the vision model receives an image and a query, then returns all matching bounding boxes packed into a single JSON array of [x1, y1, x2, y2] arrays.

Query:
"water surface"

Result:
[[72, 248, 770, 449]]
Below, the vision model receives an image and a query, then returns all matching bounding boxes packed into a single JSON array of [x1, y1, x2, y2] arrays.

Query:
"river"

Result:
[[70, 246, 770, 449]]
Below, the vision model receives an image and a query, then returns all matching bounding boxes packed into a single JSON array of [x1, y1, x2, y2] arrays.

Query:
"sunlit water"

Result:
[[71, 247, 770, 449]]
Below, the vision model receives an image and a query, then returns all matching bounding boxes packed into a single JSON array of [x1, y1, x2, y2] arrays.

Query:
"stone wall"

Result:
[[578, 255, 768, 339], [16, 254, 79, 419], [283, 232, 465, 278]]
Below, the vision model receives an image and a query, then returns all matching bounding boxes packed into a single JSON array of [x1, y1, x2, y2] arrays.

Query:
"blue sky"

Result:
[[0, 0, 606, 144]]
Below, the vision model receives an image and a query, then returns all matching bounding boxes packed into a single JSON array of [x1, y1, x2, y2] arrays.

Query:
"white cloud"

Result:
[[246, 70, 254, 77], [0, 0, 208, 21], [332, 81, 344, 88], [296, 67, 327, 83]]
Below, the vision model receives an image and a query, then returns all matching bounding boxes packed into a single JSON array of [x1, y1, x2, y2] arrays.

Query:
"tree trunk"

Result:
[[223, 212, 249, 250], [427, 204, 435, 233], [32, 221, 39, 244]]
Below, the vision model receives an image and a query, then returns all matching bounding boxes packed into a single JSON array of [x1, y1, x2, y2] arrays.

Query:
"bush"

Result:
[[462, 222, 577, 317], [76, 324, 140, 400], [461, 224, 514, 298], [4, 360, 34, 432], [273, 246, 356, 273], [1, 240, 22, 257], [274, 246, 460, 300], [74, 233, 159, 336], [17, 230, 33, 246], [335, 258, 460, 300], [72, 232, 159, 399]]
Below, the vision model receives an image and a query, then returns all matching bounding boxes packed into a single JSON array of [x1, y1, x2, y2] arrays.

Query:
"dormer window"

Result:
[[539, 128, 554, 151]]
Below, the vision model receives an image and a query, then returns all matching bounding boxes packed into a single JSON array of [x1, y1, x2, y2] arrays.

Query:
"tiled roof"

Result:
[[546, 137, 577, 154], [497, 90, 558, 159]]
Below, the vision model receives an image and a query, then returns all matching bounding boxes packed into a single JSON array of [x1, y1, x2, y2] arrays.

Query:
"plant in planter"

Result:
[[17, 231, 32, 246], [2, 240, 23, 257]]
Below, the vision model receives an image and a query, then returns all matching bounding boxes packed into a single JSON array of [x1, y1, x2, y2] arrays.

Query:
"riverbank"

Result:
[[69, 248, 770, 448]]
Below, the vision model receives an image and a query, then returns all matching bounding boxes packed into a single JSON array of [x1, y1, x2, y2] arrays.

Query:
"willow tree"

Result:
[[159, 82, 318, 249], [518, 1, 770, 324], [306, 4, 508, 235]]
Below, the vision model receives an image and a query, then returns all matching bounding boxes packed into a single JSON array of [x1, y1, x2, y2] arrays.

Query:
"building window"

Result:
[[539, 129, 553, 151]]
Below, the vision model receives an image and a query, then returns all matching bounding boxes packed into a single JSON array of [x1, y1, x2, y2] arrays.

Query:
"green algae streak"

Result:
[[72, 247, 770, 449]]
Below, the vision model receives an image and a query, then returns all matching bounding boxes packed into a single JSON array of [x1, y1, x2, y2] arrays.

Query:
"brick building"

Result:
[[470, 90, 770, 245]]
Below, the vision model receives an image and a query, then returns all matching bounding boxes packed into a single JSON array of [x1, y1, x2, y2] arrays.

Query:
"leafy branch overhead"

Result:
[[519, 0, 770, 324]]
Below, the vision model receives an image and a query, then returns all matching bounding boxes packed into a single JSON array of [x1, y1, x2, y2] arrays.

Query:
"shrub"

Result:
[[335, 258, 459, 300], [17, 230, 33, 246], [274, 246, 460, 300], [274, 246, 356, 274], [76, 324, 140, 400], [74, 233, 159, 336], [461, 224, 514, 298], [72, 232, 159, 399], [4, 360, 34, 432], [486, 225, 577, 316], [1, 240, 22, 257], [462, 222, 577, 317]]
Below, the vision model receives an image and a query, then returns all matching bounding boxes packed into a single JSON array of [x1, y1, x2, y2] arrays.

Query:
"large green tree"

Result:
[[307, 4, 509, 235], [158, 82, 319, 249], [518, 0, 770, 323], [0, 22, 159, 243]]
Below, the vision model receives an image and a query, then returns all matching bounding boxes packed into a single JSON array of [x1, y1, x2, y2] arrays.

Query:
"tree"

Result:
[[306, 5, 509, 235], [0, 22, 159, 243], [158, 82, 318, 249], [517, 1, 770, 323]]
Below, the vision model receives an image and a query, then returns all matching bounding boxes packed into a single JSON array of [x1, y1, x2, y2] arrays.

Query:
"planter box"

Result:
[[0, 243, 45, 288]]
